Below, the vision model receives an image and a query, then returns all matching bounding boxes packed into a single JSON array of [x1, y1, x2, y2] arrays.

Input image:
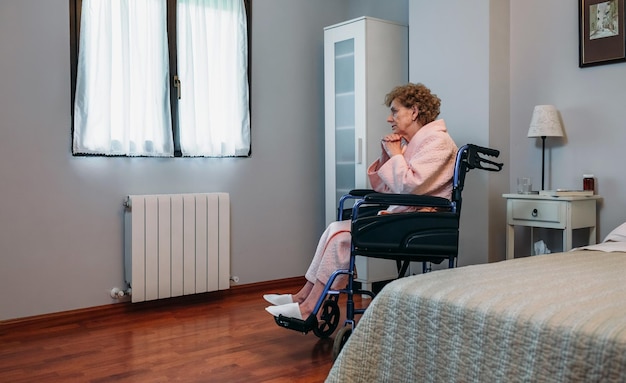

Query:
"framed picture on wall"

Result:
[[579, 0, 626, 67]]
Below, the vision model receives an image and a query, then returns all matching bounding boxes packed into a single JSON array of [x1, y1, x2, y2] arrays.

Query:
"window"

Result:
[[69, 0, 251, 157]]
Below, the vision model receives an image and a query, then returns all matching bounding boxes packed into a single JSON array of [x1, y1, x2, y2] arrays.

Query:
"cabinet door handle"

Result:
[[174, 75, 182, 100], [532, 208, 538, 217], [357, 138, 363, 164]]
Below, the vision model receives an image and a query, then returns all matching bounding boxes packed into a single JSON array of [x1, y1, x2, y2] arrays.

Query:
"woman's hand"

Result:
[[381, 133, 404, 159]]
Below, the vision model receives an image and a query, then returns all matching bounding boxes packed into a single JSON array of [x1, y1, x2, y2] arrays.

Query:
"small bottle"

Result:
[[583, 174, 595, 193]]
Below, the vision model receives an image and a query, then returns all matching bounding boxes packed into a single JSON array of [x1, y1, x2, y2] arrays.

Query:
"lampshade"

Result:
[[527, 105, 564, 138]]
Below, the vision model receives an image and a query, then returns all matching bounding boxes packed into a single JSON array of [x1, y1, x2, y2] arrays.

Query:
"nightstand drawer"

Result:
[[509, 199, 564, 224]]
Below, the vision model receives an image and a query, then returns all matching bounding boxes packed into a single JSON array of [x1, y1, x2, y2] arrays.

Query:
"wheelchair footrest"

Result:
[[273, 314, 317, 334]]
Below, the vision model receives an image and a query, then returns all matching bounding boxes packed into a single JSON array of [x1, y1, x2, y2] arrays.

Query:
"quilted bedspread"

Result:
[[326, 250, 626, 382]]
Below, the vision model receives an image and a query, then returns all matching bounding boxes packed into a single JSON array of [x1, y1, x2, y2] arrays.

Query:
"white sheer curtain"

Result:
[[73, 0, 174, 156], [177, 0, 250, 157]]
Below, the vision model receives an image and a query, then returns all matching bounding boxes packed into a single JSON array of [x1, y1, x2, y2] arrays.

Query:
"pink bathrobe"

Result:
[[305, 119, 458, 285]]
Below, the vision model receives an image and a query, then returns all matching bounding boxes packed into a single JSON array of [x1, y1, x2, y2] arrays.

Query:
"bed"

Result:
[[326, 223, 626, 382]]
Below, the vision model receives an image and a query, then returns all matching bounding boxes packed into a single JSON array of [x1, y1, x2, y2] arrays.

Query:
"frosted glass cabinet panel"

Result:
[[333, 39, 356, 206], [324, 17, 408, 287]]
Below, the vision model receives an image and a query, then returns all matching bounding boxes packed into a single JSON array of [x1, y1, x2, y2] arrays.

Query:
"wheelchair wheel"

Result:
[[332, 325, 352, 360], [312, 297, 340, 338]]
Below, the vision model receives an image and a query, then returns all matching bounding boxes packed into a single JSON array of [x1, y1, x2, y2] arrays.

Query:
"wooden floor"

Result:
[[0, 278, 369, 383]]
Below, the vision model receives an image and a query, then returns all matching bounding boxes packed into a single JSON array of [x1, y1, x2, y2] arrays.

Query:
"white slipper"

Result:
[[263, 293, 293, 306], [265, 302, 303, 320]]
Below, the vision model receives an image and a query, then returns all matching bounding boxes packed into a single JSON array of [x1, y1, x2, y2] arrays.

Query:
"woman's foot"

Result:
[[265, 302, 303, 320], [263, 281, 314, 306], [263, 294, 293, 306], [264, 280, 329, 320]]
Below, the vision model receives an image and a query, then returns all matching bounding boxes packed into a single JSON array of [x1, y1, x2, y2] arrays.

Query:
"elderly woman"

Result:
[[264, 83, 458, 320]]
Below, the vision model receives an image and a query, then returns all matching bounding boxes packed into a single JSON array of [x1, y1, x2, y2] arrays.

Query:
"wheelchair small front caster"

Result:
[[332, 325, 352, 360], [312, 296, 340, 338]]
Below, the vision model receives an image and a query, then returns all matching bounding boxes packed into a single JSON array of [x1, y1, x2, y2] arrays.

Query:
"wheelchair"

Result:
[[272, 144, 503, 359]]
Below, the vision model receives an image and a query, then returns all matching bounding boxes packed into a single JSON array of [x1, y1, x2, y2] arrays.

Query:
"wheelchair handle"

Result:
[[463, 144, 503, 172], [469, 144, 499, 158]]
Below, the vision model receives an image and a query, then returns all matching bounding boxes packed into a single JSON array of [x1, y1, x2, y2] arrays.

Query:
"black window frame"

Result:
[[69, 0, 252, 157]]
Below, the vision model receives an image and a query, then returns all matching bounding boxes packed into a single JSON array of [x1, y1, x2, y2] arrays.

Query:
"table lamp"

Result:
[[527, 105, 564, 190]]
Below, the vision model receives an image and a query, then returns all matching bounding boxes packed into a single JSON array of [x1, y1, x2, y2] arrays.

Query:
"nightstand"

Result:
[[502, 193, 602, 259]]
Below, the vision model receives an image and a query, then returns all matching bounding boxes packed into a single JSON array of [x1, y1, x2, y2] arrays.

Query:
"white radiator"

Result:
[[124, 193, 230, 303]]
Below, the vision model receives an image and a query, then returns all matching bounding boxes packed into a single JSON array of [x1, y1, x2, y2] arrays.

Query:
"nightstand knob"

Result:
[[532, 208, 538, 217]]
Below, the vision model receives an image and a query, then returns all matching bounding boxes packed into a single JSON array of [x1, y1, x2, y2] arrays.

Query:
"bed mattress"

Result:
[[326, 250, 626, 382]]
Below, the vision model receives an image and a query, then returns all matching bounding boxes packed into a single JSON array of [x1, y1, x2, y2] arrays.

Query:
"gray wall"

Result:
[[2, 0, 625, 321]]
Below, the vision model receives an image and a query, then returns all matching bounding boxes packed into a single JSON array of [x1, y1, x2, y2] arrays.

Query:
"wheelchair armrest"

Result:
[[362, 193, 452, 209], [338, 189, 379, 221], [347, 189, 376, 197]]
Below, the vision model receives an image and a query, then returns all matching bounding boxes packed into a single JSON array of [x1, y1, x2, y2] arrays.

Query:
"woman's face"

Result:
[[387, 98, 418, 139]]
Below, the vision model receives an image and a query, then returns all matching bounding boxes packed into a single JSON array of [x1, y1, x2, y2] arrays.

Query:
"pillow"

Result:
[[603, 222, 626, 242]]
